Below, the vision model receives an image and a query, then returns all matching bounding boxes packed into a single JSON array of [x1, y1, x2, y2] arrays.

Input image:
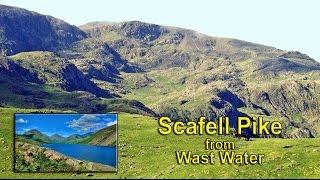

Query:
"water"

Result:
[[43, 143, 117, 167]]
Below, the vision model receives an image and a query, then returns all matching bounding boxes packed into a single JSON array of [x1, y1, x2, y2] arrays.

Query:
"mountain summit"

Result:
[[0, 5, 86, 55], [80, 20, 320, 138]]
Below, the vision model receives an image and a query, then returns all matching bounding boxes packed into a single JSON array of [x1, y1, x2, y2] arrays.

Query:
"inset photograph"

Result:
[[14, 114, 117, 172]]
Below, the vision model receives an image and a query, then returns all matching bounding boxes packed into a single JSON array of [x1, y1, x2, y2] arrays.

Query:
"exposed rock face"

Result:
[[251, 81, 320, 137], [253, 81, 319, 118], [83, 21, 167, 41], [209, 89, 248, 126], [0, 57, 43, 83], [87, 62, 120, 81], [286, 128, 315, 138], [124, 100, 157, 116], [0, 5, 86, 55], [68, 39, 142, 84], [117, 21, 166, 41], [280, 51, 315, 60], [101, 43, 142, 73], [58, 63, 114, 98], [255, 57, 320, 74]]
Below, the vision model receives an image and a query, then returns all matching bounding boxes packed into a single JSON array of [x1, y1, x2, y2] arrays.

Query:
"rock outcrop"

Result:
[[0, 57, 43, 83]]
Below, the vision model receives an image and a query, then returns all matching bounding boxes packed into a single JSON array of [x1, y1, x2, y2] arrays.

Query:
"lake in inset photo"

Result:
[[14, 113, 117, 172]]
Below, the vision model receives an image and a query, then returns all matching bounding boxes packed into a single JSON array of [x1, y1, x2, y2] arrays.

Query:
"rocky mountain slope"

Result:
[[80, 21, 320, 138], [1, 5, 320, 138], [0, 5, 86, 55], [0, 5, 155, 116]]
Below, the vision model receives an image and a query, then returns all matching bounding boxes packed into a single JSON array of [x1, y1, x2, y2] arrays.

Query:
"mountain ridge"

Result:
[[80, 20, 320, 138], [18, 126, 115, 146], [1, 5, 320, 138]]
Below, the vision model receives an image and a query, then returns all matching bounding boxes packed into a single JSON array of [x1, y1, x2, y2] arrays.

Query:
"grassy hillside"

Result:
[[17, 129, 52, 144], [1, 107, 319, 178], [77, 21, 320, 137], [15, 141, 79, 172], [79, 124, 116, 146], [0, 58, 156, 116], [15, 140, 115, 172]]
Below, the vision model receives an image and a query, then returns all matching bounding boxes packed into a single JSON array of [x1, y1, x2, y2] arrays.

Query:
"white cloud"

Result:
[[107, 120, 117, 127], [23, 128, 31, 132], [16, 118, 28, 124], [16, 128, 31, 135], [67, 114, 116, 133]]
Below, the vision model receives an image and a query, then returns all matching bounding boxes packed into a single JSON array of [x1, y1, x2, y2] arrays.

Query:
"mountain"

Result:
[[2, 5, 320, 138], [63, 133, 92, 144], [0, 5, 86, 55], [9, 51, 114, 98], [49, 134, 66, 143], [79, 124, 117, 146], [0, 54, 155, 114], [0, 5, 156, 117], [18, 129, 88, 144], [81, 21, 320, 138], [80, 21, 284, 69], [57, 126, 116, 146], [19, 129, 52, 144], [18, 126, 116, 146]]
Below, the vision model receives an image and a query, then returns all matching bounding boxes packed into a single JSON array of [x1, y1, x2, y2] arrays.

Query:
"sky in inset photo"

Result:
[[15, 114, 117, 137]]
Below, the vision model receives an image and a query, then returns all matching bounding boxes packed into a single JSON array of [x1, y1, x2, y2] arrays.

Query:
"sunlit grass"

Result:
[[0, 108, 319, 178]]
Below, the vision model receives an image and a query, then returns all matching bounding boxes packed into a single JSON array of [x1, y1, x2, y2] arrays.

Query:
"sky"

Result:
[[15, 114, 117, 137], [0, 0, 319, 61]]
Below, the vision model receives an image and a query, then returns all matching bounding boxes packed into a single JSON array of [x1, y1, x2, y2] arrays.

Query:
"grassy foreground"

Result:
[[0, 107, 319, 178]]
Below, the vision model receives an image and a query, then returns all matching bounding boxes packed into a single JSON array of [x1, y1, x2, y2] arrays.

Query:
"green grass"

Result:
[[0, 82, 26, 107], [0, 107, 320, 178], [121, 68, 225, 117], [15, 144, 76, 172], [79, 124, 116, 146], [122, 69, 188, 107]]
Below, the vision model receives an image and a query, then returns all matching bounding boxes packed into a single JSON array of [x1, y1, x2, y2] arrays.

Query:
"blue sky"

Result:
[[15, 114, 117, 137], [0, 0, 319, 61]]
